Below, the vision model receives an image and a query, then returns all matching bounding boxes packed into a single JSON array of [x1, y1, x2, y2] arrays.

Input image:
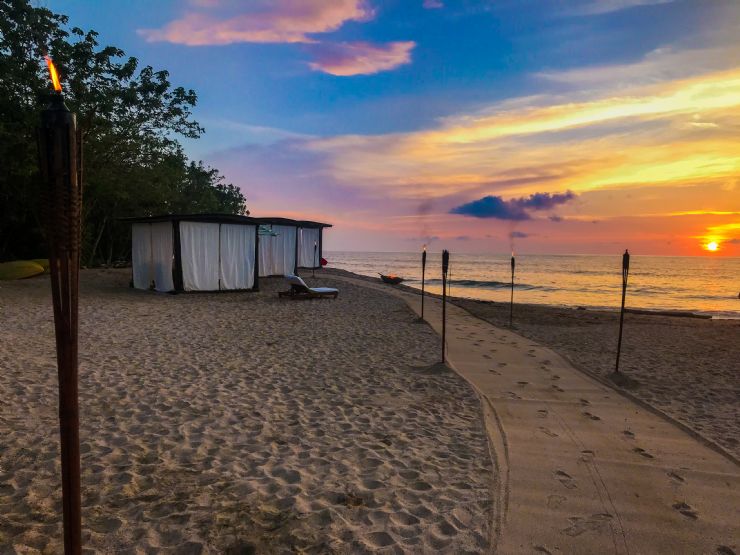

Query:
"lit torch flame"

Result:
[[45, 56, 62, 93]]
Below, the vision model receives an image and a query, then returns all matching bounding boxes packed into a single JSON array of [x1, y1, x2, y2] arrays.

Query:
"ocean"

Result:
[[327, 252, 740, 319]]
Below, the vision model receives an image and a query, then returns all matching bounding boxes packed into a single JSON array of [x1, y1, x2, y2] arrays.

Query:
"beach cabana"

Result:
[[124, 214, 260, 292], [256, 218, 332, 276], [296, 220, 332, 269]]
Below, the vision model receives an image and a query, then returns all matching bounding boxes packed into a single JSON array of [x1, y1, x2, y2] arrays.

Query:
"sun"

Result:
[[705, 241, 719, 252]]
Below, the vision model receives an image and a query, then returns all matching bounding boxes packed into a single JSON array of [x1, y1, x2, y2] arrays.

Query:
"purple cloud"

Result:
[[450, 191, 576, 220], [307, 41, 415, 76], [509, 231, 529, 238]]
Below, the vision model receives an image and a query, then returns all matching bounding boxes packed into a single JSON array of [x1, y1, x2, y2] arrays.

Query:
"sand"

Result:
[[0, 269, 492, 553], [452, 297, 740, 459], [325, 269, 740, 460], [329, 272, 740, 554]]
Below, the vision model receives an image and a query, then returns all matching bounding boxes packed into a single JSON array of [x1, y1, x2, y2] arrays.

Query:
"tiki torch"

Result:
[[615, 249, 630, 373], [442, 249, 449, 362], [421, 245, 427, 319], [509, 252, 515, 327], [312, 240, 317, 278], [38, 56, 83, 554]]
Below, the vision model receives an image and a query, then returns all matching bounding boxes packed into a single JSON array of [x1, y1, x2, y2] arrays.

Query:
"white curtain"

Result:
[[180, 222, 220, 291], [298, 227, 320, 268], [259, 225, 297, 276], [150, 222, 174, 292], [131, 223, 153, 290], [220, 224, 255, 289]]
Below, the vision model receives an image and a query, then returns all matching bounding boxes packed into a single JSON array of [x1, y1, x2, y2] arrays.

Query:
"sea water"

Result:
[[327, 252, 740, 318]]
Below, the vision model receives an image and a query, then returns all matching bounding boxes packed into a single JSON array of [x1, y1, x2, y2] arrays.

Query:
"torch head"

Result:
[[623, 249, 630, 271], [422, 246, 427, 265], [442, 249, 449, 274], [511, 254, 515, 271]]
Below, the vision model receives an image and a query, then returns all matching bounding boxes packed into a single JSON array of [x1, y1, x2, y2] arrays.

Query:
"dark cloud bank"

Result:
[[450, 191, 576, 220]]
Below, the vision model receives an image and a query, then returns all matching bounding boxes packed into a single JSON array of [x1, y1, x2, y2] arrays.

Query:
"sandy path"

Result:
[[0, 269, 492, 553], [331, 273, 740, 554]]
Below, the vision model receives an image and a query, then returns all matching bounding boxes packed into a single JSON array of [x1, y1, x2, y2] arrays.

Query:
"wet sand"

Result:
[[0, 269, 492, 553]]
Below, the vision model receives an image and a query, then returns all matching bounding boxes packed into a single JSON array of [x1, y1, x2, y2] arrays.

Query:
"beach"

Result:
[[327, 268, 740, 460], [453, 297, 740, 459], [0, 269, 492, 553]]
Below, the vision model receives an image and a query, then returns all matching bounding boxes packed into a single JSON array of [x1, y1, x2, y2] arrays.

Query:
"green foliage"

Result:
[[0, 0, 247, 264]]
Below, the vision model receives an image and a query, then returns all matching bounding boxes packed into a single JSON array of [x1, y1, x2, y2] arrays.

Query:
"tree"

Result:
[[0, 0, 247, 263]]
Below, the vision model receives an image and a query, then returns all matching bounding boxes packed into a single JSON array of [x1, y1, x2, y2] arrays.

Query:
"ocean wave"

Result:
[[416, 278, 557, 291]]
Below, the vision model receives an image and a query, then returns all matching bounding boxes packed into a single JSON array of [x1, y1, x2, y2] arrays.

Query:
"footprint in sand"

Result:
[[667, 471, 685, 484], [554, 470, 577, 489], [580, 450, 595, 462], [582, 411, 601, 421], [672, 501, 698, 520], [533, 546, 553, 555], [537, 409, 548, 418], [539, 426, 558, 438], [498, 362, 507, 367], [551, 385, 564, 393], [483, 354, 492, 359], [716, 546, 736, 555], [632, 447, 654, 459], [542, 359, 552, 365], [506, 391, 522, 400], [579, 398, 590, 406], [517, 381, 529, 387], [623, 430, 635, 439], [562, 513, 613, 536], [488, 369, 501, 375]]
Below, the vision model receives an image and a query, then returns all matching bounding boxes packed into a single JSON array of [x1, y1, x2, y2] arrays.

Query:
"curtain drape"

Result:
[[131, 223, 153, 290], [180, 222, 220, 291], [297, 227, 320, 268], [259, 225, 297, 276], [220, 224, 256, 289], [150, 222, 174, 292]]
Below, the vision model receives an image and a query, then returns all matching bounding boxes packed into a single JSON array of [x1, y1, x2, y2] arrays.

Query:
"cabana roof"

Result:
[[255, 217, 332, 229], [121, 213, 261, 225], [121, 213, 332, 228]]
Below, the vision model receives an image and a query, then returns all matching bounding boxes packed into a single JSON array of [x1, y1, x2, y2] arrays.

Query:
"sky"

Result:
[[48, 0, 740, 255]]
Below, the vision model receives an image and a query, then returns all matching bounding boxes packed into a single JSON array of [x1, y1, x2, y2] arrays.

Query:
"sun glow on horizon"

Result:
[[704, 240, 719, 252]]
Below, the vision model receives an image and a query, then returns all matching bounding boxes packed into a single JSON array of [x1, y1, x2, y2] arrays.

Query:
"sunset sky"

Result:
[[51, 0, 740, 255]]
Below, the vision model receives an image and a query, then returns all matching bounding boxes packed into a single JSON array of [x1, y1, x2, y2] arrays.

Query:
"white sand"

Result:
[[0, 269, 492, 553]]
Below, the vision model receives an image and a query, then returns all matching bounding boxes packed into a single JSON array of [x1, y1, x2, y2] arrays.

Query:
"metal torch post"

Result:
[[38, 91, 83, 554], [313, 241, 317, 278], [509, 254, 515, 327], [442, 250, 449, 362], [421, 247, 427, 319], [615, 249, 630, 373]]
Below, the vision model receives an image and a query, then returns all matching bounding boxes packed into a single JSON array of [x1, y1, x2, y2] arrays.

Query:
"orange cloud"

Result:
[[306, 41, 415, 76], [139, 0, 372, 45]]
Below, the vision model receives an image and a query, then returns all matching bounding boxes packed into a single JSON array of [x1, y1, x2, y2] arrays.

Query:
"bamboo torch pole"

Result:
[[421, 245, 427, 319], [38, 57, 83, 554], [509, 253, 515, 327], [442, 250, 449, 362], [615, 249, 630, 373]]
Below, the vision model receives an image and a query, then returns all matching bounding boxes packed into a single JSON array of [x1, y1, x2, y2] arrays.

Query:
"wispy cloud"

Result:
[[139, 0, 373, 45], [573, 0, 673, 15], [306, 41, 415, 76], [423, 0, 444, 9]]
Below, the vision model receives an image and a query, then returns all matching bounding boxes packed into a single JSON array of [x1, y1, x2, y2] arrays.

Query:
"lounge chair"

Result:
[[278, 274, 339, 299]]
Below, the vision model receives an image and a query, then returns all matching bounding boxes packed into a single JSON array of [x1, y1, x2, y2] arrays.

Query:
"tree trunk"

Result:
[[87, 215, 107, 267]]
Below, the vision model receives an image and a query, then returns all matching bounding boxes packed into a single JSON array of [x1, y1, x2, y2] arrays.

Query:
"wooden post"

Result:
[[615, 249, 630, 373], [509, 254, 515, 327], [38, 90, 83, 554], [442, 250, 449, 362], [421, 246, 427, 319]]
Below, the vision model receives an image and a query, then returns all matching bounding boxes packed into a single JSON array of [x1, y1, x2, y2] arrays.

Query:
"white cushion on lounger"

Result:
[[285, 274, 338, 294]]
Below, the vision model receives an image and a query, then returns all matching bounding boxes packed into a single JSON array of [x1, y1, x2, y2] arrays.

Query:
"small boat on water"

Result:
[[379, 273, 404, 285]]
